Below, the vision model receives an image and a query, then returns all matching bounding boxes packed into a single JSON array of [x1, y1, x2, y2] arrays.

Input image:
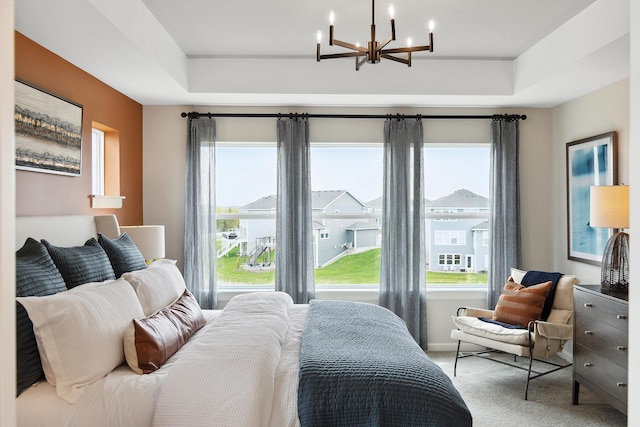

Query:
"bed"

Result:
[[14, 214, 472, 427]]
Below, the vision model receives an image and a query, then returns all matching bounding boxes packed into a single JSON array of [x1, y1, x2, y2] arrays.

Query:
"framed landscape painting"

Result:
[[566, 132, 617, 265], [14, 80, 83, 176]]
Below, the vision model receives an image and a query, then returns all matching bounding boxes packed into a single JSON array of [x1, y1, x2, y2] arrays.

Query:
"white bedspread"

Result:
[[17, 294, 309, 427], [153, 291, 296, 427]]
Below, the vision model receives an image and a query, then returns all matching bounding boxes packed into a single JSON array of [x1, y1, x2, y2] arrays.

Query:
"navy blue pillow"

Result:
[[16, 238, 67, 395], [98, 232, 147, 277], [42, 238, 116, 289]]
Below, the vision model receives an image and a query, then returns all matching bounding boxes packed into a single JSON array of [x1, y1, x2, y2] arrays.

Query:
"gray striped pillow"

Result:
[[16, 238, 67, 395], [42, 238, 115, 289], [98, 232, 147, 277]]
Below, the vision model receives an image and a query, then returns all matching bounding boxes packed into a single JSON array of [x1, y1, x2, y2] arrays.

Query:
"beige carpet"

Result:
[[428, 351, 627, 427]]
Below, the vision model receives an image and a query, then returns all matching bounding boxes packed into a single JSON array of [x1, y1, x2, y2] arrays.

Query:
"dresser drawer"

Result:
[[574, 344, 627, 405], [575, 315, 628, 368], [574, 288, 628, 332]]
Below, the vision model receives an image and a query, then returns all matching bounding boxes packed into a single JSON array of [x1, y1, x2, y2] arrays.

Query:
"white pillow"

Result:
[[17, 279, 144, 403], [122, 259, 186, 316]]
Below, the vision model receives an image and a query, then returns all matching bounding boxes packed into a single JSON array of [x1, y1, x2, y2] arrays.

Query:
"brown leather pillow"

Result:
[[493, 280, 552, 328], [124, 289, 206, 374]]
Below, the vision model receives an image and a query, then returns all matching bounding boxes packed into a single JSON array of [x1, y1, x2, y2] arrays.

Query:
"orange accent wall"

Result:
[[14, 32, 143, 226]]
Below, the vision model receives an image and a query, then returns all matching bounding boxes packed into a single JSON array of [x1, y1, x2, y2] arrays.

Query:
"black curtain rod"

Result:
[[180, 112, 527, 121]]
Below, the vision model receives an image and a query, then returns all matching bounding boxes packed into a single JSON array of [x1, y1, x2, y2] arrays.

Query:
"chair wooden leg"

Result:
[[454, 340, 461, 377]]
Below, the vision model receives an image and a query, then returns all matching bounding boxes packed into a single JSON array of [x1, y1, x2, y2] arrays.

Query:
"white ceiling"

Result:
[[14, 0, 630, 108]]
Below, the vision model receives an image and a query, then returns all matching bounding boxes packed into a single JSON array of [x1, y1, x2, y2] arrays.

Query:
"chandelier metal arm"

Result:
[[381, 53, 410, 66], [331, 38, 367, 53], [382, 44, 433, 55]]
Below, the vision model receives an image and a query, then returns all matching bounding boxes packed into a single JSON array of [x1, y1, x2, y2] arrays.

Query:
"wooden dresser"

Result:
[[572, 284, 628, 415]]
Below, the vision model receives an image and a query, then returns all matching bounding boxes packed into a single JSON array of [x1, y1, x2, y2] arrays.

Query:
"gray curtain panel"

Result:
[[380, 118, 427, 348], [184, 117, 217, 309], [488, 117, 521, 309], [275, 118, 315, 303]]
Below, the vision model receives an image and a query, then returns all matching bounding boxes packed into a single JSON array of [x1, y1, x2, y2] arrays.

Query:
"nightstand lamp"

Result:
[[119, 225, 165, 264], [589, 185, 629, 292]]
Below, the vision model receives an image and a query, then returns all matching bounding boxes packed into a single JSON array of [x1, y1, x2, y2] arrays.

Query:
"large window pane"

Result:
[[215, 144, 276, 287], [425, 145, 490, 285], [310, 145, 383, 287]]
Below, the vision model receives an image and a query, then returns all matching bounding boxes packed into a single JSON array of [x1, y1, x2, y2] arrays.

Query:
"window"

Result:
[[310, 145, 382, 287], [91, 128, 105, 195], [425, 145, 490, 285], [89, 122, 124, 209], [215, 142, 490, 288], [215, 143, 383, 289], [215, 143, 277, 288], [438, 253, 462, 266]]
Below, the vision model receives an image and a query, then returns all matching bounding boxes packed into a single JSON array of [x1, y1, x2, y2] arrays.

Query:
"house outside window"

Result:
[[215, 142, 490, 288]]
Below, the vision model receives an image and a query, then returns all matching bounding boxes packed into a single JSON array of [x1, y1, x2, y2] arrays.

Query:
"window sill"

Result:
[[89, 195, 125, 209]]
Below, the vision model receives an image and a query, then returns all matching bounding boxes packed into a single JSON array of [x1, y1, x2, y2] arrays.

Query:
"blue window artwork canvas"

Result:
[[566, 132, 617, 265]]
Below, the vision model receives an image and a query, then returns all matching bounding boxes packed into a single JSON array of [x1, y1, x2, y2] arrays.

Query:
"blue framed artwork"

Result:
[[566, 132, 617, 265]]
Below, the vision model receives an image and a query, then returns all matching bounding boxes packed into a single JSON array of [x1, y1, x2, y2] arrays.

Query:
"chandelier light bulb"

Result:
[[389, 4, 395, 19], [407, 37, 412, 47], [429, 19, 435, 32], [356, 42, 361, 47], [317, 30, 322, 42], [329, 10, 335, 25]]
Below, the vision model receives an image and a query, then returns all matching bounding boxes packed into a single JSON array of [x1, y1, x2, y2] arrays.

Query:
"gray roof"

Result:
[[240, 195, 276, 210], [346, 222, 380, 230], [426, 189, 488, 208], [242, 190, 367, 211], [365, 196, 383, 209], [471, 220, 489, 231]]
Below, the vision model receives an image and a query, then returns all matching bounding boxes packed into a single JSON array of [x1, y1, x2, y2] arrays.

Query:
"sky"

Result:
[[215, 145, 490, 207]]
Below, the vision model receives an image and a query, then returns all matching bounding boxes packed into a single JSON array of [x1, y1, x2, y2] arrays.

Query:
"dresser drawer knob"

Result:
[[583, 362, 593, 367], [616, 314, 627, 320], [584, 331, 593, 335], [584, 303, 594, 308], [617, 382, 627, 387], [615, 346, 627, 351]]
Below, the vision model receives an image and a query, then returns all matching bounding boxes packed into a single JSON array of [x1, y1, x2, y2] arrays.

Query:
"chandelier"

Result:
[[316, 0, 435, 70]]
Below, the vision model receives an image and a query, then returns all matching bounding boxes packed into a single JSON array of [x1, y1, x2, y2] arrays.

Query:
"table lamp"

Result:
[[589, 185, 629, 292], [119, 225, 165, 264]]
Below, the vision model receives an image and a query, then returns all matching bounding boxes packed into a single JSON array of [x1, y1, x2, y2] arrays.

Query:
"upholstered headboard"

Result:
[[15, 215, 121, 250]]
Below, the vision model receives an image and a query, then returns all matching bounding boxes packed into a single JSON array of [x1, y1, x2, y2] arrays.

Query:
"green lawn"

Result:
[[217, 247, 487, 285]]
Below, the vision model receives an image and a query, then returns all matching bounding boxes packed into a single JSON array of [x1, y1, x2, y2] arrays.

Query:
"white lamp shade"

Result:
[[119, 225, 165, 260], [589, 185, 629, 229]]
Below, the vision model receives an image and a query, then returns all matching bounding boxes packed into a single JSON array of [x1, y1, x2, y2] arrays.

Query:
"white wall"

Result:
[[628, 1, 639, 423], [550, 79, 630, 283], [143, 105, 552, 351], [1, 0, 16, 424]]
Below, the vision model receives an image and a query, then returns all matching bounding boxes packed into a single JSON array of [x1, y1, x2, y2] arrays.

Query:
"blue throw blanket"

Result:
[[521, 270, 562, 321], [298, 300, 472, 427]]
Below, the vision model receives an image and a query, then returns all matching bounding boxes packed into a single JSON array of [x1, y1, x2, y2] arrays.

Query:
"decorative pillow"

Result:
[[17, 279, 145, 403], [98, 232, 147, 277], [122, 259, 186, 316], [124, 289, 206, 374], [509, 268, 577, 323], [42, 238, 116, 289], [493, 280, 552, 327], [15, 238, 67, 396]]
